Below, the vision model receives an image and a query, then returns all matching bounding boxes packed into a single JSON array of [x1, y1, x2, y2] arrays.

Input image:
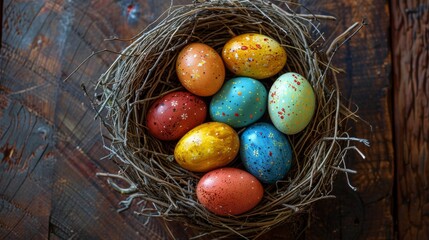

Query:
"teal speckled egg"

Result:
[[209, 77, 267, 128], [268, 72, 316, 134]]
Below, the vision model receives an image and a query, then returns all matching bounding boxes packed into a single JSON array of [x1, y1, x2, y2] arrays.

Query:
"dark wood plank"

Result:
[[391, 0, 429, 239], [0, 95, 55, 239], [318, 1, 394, 239], [1, 0, 395, 239], [298, 1, 395, 239], [1, 1, 187, 239]]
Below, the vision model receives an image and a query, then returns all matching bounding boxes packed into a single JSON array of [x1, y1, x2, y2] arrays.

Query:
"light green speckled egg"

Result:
[[268, 72, 316, 134]]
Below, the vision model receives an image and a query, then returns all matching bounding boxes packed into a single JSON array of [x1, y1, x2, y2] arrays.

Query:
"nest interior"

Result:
[[95, 0, 362, 238]]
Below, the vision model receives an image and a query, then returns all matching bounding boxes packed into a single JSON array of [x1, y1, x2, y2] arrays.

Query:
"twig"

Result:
[[327, 19, 367, 56], [96, 172, 138, 194], [8, 83, 48, 95], [323, 137, 370, 147]]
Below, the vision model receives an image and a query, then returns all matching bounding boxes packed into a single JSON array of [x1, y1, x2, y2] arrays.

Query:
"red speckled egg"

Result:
[[196, 168, 264, 216], [146, 91, 207, 141], [176, 43, 225, 96]]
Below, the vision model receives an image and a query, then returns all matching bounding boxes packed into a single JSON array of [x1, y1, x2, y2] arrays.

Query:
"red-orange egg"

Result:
[[176, 43, 225, 96], [146, 91, 207, 141], [196, 168, 264, 216]]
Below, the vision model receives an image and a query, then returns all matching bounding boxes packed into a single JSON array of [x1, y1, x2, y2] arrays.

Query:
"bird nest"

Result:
[[94, 0, 366, 238]]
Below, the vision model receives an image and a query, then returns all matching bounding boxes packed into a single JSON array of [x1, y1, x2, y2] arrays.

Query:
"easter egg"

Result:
[[268, 72, 316, 134], [209, 77, 267, 128], [174, 122, 239, 172], [222, 33, 287, 79], [240, 122, 293, 184], [146, 91, 207, 141], [176, 43, 225, 96], [196, 168, 264, 216]]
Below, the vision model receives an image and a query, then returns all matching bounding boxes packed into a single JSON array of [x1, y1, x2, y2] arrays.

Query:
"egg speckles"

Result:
[[196, 168, 264, 215], [222, 33, 287, 79], [174, 122, 239, 172], [268, 72, 316, 134], [176, 43, 225, 96], [209, 77, 267, 128]]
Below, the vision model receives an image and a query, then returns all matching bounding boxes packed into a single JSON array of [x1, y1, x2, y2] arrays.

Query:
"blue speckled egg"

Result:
[[239, 122, 293, 184], [209, 77, 267, 128]]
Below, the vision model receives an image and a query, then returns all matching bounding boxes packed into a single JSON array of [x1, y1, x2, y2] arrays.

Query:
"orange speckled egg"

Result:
[[196, 168, 264, 216], [176, 43, 225, 96], [174, 122, 239, 172], [222, 33, 287, 79]]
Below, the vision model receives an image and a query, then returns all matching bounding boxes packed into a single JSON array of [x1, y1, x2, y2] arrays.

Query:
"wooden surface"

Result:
[[0, 0, 421, 239], [391, 0, 429, 239]]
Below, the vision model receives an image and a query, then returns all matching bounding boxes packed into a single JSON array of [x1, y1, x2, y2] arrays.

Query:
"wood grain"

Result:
[[0, 95, 55, 239], [296, 1, 395, 239], [391, 0, 429, 239], [0, 0, 396, 239], [1, 1, 185, 239]]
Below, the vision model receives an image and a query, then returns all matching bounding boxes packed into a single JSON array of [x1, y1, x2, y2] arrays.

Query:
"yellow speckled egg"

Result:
[[174, 122, 239, 172], [176, 43, 225, 96], [268, 72, 316, 134], [222, 33, 287, 79]]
